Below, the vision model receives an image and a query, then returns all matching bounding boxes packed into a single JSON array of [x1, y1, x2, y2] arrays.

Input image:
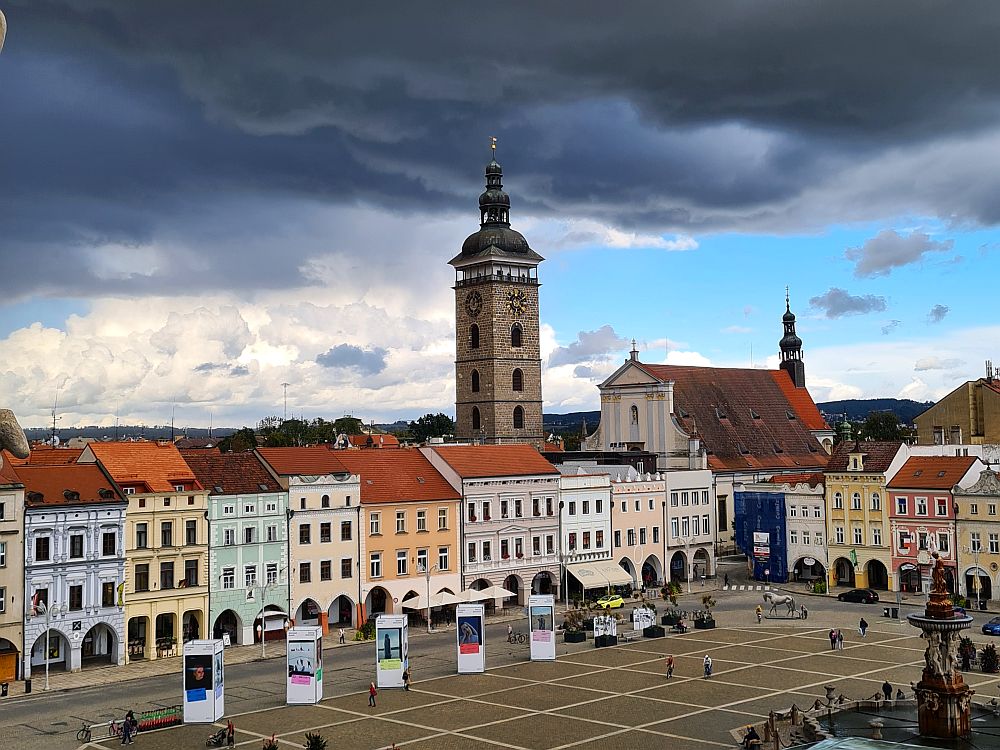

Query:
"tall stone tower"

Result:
[[450, 145, 544, 446], [779, 288, 806, 388]]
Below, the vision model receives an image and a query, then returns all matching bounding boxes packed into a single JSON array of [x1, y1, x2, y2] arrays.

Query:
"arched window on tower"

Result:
[[630, 405, 639, 425], [511, 323, 523, 348], [512, 368, 523, 392], [513, 406, 524, 429], [471, 370, 480, 393], [472, 407, 481, 431], [470, 323, 480, 349]]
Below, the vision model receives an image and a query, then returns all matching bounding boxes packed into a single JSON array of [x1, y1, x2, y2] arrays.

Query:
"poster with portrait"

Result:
[[375, 615, 408, 688], [593, 614, 618, 638], [183, 640, 225, 723], [456, 604, 485, 673], [286, 627, 323, 704], [528, 594, 555, 661]]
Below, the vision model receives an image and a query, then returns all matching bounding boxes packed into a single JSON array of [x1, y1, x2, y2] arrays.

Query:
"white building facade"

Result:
[[21, 467, 127, 677], [558, 470, 615, 599], [664, 469, 716, 584]]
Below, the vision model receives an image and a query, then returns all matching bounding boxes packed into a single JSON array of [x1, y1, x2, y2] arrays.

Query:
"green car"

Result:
[[596, 595, 625, 609]]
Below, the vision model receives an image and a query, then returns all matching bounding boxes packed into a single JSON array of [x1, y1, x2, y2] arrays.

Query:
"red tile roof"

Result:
[[347, 434, 401, 449], [0, 456, 22, 486], [543, 441, 564, 452], [767, 472, 825, 488], [256, 446, 350, 477], [639, 363, 829, 472], [430, 444, 559, 478], [84, 442, 202, 493], [18, 464, 124, 506], [826, 441, 904, 473], [887, 455, 979, 490], [333, 449, 460, 504], [8, 447, 84, 466], [181, 451, 282, 496]]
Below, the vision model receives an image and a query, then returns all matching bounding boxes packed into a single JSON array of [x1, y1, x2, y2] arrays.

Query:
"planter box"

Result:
[[661, 613, 681, 626], [642, 625, 666, 638], [594, 634, 618, 648], [564, 630, 587, 644], [582, 618, 595, 631], [694, 619, 716, 630]]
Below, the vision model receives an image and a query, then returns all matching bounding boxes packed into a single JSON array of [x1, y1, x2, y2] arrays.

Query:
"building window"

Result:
[[934, 532, 949, 553], [692, 517, 700, 535], [266, 525, 278, 542], [370, 553, 382, 579], [816, 532, 823, 545], [546, 535, 555, 554], [183, 559, 198, 587], [872, 527, 882, 546], [224, 504, 235, 516], [853, 527, 862, 545], [438, 508, 448, 530], [341, 521, 352, 541], [102, 581, 115, 607], [790, 530, 798, 545], [568, 533, 577, 551], [802, 531, 811, 545], [971, 532, 982, 552], [0, 587, 4, 613], [186, 520, 197, 546], [320, 522, 331, 543], [299, 524, 311, 544], [70, 534, 84, 558], [164, 497, 171, 507], [396, 511, 406, 533], [513, 406, 524, 429], [703, 490, 710, 504], [341, 558, 353, 578], [266, 563, 278, 585], [596, 530, 604, 548], [221, 567, 236, 590], [593, 498, 601, 514], [300, 498, 306, 510], [265, 501, 277, 513], [416, 548, 428, 571], [370, 513, 381, 535], [916, 497, 928, 516], [835, 526, 844, 544], [896, 496, 907, 515], [161, 522, 173, 548], [568, 501, 576, 516], [0, 541, 6, 567], [160, 561, 174, 589], [320, 561, 332, 581], [583, 531, 591, 549], [135, 563, 149, 592], [990, 504, 998, 516], [670, 492, 678, 507], [718, 496, 728, 531], [936, 498, 948, 516], [471, 369, 480, 393], [990, 534, 999, 554], [321, 494, 330, 509], [702, 514, 710, 533], [582, 501, 590, 515], [789, 505, 797, 517], [69, 585, 83, 611], [639, 527, 647, 544], [35, 536, 50, 561], [472, 406, 481, 431], [299, 562, 311, 583], [871, 493, 881, 511], [851, 493, 861, 510], [630, 405, 639, 425], [470, 324, 480, 349], [244, 502, 256, 514], [396, 551, 407, 576], [515, 499, 523, 518], [833, 492, 843, 509], [681, 518, 690, 536], [971, 503, 979, 515], [482, 540, 491, 560], [136, 523, 148, 549], [918, 532, 928, 550], [438, 546, 450, 570], [813, 506, 821, 518], [416, 510, 427, 531], [512, 368, 523, 391], [224, 528, 235, 546], [682, 492, 689, 506], [614, 530, 622, 547], [511, 323, 523, 348], [102, 532, 116, 556], [670, 519, 678, 537]]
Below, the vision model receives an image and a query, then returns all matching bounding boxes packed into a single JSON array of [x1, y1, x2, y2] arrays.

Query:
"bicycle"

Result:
[[77, 722, 93, 743], [108, 720, 123, 738], [507, 632, 527, 644]]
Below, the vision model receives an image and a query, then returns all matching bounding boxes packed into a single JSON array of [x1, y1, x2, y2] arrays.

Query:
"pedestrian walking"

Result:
[[755, 605, 763, 624], [369, 682, 378, 707], [120, 712, 133, 746], [724, 573, 729, 588], [507, 623, 513, 639], [829, 629, 837, 650], [226, 720, 235, 747], [666, 655, 674, 679], [859, 617, 868, 638], [125, 710, 137, 738], [882, 681, 892, 701], [703, 655, 713, 678], [836, 629, 844, 650], [799, 604, 808, 620], [402, 667, 411, 691], [339, 627, 345, 645]]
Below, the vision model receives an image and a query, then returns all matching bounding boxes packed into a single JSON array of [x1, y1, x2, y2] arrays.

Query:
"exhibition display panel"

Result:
[[456, 603, 485, 674], [375, 614, 408, 688], [182, 640, 225, 723], [286, 626, 323, 704], [528, 594, 555, 661]]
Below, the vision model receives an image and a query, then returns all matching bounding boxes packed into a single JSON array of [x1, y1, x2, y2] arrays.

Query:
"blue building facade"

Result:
[[734, 490, 788, 583]]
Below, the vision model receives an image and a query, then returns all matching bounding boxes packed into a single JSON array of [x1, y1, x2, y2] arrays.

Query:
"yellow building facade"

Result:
[[954, 468, 1000, 604], [825, 441, 905, 593]]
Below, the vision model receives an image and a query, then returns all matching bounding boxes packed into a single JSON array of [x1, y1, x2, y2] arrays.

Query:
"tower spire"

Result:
[[779, 289, 806, 388]]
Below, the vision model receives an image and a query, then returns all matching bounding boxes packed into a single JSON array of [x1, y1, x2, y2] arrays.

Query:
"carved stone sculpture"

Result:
[[0, 409, 30, 468]]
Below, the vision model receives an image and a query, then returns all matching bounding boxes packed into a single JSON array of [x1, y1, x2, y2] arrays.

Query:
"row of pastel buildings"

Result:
[[0, 440, 715, 681]]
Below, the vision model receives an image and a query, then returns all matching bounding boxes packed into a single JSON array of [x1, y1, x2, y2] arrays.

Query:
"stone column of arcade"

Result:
[[906, 551, 975, 739]]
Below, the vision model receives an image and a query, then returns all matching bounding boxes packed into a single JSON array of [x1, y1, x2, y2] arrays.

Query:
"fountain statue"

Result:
[[907, 551, 975, 738], [0, 409, 30, 468]]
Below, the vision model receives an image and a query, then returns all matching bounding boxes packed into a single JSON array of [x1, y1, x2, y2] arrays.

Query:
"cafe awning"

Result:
[[566, 560, 633, 590]]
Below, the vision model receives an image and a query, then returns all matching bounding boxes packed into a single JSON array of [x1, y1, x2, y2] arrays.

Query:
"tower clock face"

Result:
[[506, 289, 528, 316], [465, 290, 483, 317]]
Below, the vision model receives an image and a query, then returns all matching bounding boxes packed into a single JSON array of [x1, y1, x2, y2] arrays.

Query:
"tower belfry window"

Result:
[[511, 324, 523, 348], [472, 407, 481, 431], [512, 368, 523, 392], [471, 370, 480, 393], [513, 406, 525, 429], [470, 324, 480, 349]]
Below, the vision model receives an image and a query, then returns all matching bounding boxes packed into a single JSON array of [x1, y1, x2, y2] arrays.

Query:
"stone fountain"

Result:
[[907, 551, 975, 738]]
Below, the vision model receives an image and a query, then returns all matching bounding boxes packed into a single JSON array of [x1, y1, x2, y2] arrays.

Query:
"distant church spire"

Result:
[[779, 288, 806, 388]]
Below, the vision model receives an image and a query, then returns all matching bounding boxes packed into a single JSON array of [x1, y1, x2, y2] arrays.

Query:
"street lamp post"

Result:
[[34, 601, 66, 691], [965, 544, 982, 607], [677, 537, 694, 594], [418, 563, 439, 634]]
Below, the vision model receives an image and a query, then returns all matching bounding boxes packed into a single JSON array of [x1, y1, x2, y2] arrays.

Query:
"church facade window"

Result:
[[512, 368, 523, 392], [471, 370, 480, 393], [513, 406, 524, 429], [630, 405, 639, 425]]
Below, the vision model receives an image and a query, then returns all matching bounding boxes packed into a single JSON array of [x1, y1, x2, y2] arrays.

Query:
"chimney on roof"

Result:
[[988, 360, 994, 383]]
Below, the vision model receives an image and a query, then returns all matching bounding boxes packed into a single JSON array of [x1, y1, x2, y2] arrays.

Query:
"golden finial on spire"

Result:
[[490, 136, 497, 157]]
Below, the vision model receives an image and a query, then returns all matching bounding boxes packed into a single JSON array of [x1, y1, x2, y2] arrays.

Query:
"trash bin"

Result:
[[981, 600, 988, 611], [883, 607, 890, 618], [1, 682, 8, 697], [24, 679, 31, 694], [891, 607, 899, 619]]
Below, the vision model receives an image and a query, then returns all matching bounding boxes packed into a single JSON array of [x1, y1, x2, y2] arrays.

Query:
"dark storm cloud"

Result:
[[809, 288, 888, 319], [5, 0, 1000, 300], [845, 230, 954, 278], [316, 344, 388, 375]]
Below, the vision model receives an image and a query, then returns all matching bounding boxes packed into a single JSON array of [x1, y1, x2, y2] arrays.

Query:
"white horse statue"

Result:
[[763, 591, 796, 616], [0, 409, 30, 468]]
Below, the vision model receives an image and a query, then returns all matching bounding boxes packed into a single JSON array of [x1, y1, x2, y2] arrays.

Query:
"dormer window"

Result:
[[715, 407, 727, 420], [786, 410, 796, 420], [750, 409, 761, 420]]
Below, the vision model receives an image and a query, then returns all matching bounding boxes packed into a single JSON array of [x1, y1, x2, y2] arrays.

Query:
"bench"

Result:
[[620, 631, 639, 643], [671, 624, 689, 634]]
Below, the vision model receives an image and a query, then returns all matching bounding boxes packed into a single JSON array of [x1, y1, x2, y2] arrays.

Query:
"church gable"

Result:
[[600, 360, 663, 389]]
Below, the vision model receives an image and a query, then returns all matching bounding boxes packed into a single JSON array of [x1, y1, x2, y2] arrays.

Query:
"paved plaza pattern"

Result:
[[79, 623, 1000, 750]]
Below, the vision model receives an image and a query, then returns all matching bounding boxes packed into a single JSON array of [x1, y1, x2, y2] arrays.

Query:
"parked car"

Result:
[[982, 617, 1000, 636], [837, 588, 880, 604], [596, 594, 625, 609], [953, 605, 967, 617]]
